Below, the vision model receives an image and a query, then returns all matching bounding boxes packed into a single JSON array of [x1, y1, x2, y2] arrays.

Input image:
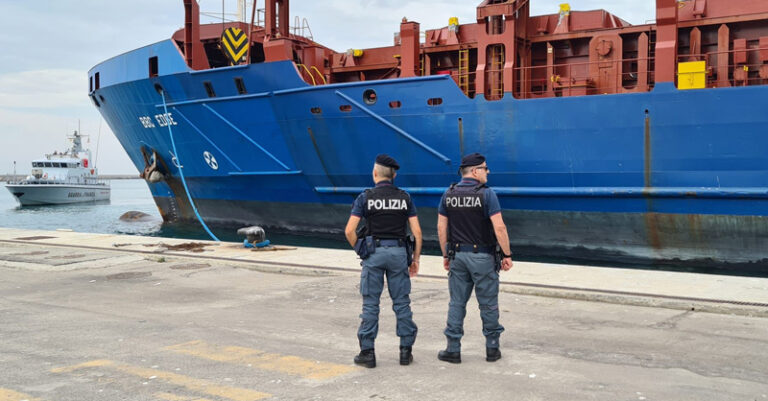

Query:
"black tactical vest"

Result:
[[444, 183, 496, 246], [364, 185, 411, 239]]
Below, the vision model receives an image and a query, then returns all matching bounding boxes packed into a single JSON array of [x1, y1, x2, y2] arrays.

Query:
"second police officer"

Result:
[[344, 154, 422, 368], [436, 152, 513, 363]]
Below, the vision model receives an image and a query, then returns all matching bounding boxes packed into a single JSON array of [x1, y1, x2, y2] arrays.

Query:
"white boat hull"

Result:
[[5, 184, 111, 206]]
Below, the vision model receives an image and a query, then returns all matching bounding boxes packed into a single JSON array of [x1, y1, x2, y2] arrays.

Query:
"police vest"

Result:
[[363, 185, 411, 239], [444, 183, 496, 246]]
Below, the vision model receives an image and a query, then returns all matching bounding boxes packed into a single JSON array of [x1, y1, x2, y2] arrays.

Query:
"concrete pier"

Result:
[[1, 227, 767, 400]]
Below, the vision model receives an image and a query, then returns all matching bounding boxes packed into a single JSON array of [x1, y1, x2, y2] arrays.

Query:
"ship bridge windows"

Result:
[[44, 162, 52, 168], [32, 162, 42, 168], [203, 81, 216, 98], [149, 56, 159, 78]]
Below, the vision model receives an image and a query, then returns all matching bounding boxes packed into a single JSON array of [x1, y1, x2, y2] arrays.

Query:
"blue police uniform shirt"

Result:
[[438, 178, 501, 218], [351, 180, 418, 217]]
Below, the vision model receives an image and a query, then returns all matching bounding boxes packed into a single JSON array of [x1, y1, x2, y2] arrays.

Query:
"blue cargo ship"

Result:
[[88, 0, 768, 266]]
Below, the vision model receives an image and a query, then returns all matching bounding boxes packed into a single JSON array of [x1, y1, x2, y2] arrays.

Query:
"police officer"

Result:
[[436, 152, 513, 364], [344, 154, 422, 368]]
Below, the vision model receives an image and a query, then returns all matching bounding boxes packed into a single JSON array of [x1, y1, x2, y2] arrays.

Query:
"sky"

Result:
[[0, 0, 653, 175]]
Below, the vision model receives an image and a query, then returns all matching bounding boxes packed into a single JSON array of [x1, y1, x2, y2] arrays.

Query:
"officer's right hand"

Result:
[[501, 257, 513, 271], [443, 257, 450, 271]]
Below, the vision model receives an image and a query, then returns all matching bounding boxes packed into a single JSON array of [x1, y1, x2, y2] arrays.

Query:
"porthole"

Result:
[[363, 89, 377, 105], [427, 97, 443, 106], [339, 105, 352, 112], [311, 107, 322, 114], [389, 100, 402, 109]]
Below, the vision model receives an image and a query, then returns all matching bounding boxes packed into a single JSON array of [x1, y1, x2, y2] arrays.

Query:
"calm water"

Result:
[[0, 179, 349, 249]]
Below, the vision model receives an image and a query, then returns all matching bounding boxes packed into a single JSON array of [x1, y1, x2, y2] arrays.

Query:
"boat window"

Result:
[[310, 107, 322, 114], [339, 105, 352, 112], [44, 162, 52, 167], [32, 162, 40, 167], [389, 101, 402, 109], [234, 77, 247, 95], [52, 163, 60, 168], [427, 97, 443, 106], [89, 76, 93, 93], [149, 56, 159, 78], [204, 81, 216, 97], [95, 72, 100, 90]]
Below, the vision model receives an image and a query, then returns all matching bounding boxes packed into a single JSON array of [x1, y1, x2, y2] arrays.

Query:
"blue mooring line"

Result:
[[160, 91, 220, 242]]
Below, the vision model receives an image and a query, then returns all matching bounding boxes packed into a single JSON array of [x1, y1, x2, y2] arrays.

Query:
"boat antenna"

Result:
[[95, 118, 103, 169]]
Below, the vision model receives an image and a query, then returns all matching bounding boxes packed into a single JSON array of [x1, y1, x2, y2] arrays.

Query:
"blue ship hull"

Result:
[[90, 40, 768, 266]]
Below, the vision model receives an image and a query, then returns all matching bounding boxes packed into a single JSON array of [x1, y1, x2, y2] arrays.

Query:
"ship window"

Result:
[[89, 76, 93, 92], [32, 162, 40, 167], [427, 97, 443, 106], [95, 72, 100, 90], [44, 162, 52, 167], [149, 56, 159, 78], [339, 105, 352, 112], [310, 107, 322, 114], [234, 77, 247, 94], [389, 101, 402, 109], [363, 89, 377, 105], [204, 81, 216, 97]]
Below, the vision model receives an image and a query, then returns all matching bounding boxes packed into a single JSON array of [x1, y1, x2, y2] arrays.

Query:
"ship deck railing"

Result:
[[511, 57, 656, 99], [678, 47, 768, 89]]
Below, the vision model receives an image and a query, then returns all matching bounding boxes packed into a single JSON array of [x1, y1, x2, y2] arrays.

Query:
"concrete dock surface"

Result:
[[1, 227, 767, 400]]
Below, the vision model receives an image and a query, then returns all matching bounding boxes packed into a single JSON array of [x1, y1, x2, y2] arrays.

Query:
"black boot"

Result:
[[486, 347, 502, 362], [354, 349, 376, 368], [399, 346, 413, 366], [437, 349, 461, 364]]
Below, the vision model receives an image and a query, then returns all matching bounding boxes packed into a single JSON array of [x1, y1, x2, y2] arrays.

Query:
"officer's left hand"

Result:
[[409, 260, 419, 277], [501, 257, 513, 271]]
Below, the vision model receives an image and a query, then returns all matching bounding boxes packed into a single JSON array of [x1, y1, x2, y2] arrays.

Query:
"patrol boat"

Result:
[[87, 0, 768, 267], [5, 131, 110, 205]]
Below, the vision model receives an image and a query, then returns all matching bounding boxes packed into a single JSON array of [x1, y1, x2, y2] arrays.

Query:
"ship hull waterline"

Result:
[[5, 184, 111, 206]]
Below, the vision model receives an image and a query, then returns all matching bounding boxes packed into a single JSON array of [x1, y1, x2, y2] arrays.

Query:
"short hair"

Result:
[[375, 163, 395, 179], [460, 166, 474, 176]]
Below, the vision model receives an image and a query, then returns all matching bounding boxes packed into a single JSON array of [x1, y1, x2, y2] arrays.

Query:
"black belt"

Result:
[[375, 238, 405, 247], [452, 243, 495, 254]]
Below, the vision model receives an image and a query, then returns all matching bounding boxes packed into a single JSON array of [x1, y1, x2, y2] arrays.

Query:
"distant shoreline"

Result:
[[1, 174, 140, 181]]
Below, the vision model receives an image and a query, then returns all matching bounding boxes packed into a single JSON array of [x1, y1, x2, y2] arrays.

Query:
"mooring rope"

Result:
[[160, 90, 220, 241]]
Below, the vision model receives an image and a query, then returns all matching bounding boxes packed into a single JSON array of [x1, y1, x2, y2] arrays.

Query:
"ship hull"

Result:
[[5, 184, 111, 206], [89, 41, 768, 267]]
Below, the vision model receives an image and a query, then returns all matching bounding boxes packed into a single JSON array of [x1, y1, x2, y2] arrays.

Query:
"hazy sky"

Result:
[[0, 0, 653, 175]]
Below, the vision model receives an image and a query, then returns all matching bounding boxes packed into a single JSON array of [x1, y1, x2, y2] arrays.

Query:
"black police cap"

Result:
[[459, 152, 486, 169], [375, 154, 400, 170]]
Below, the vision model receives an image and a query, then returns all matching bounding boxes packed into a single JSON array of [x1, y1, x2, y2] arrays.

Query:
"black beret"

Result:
[[375, 154, 400, 170], [459, 152, 486, 169]]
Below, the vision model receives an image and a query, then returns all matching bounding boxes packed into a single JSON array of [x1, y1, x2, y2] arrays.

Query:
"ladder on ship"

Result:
[[487, 44, 505, 100], [458, 48, 470, 96]]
